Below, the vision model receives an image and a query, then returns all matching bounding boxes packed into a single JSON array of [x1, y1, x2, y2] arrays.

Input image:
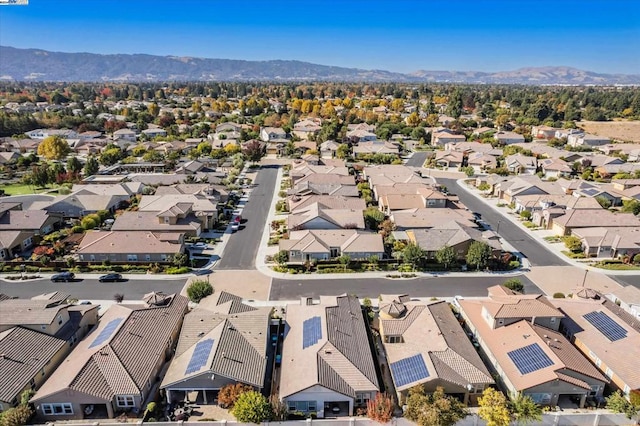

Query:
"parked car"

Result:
[[231, 222, 240, 231], [192, 242, 209, 250], [98, 273, 123, 282], [51, 272, 75, 282]]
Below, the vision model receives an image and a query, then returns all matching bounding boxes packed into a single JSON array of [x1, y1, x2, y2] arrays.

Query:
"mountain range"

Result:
[[1, 46, 639, 85]]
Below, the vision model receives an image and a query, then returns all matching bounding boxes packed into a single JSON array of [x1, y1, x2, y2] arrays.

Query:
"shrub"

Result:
[[523, 221, 536, 228], [503, 278, 524, 293], [367, 393, 394, 423], [508, 260, 521, 269], [0, 404, 34, 426], [563, 235, 583, 252], [165, 266, 191, 274], [231, 391, 273, 423], [520, 210, 532, 220], [219, 383, 254, 409], [187, 279, 213, 303], [553, 292, 565, 298]]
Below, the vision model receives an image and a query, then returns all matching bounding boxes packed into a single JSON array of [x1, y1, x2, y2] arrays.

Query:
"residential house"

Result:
[[494, 131, 525, 145], [531, 125, 560, 140], [154, 184, 228, 202], [494, 176, 565, 203], [431, 128, 466, 146], [398, 220, 501, 260], [141, 128, 167, 138], [512, 143, 568, 160], [293, 118, 322, 140], [288, 203, 365, 231], [288, 196, 366, 214], [573, 185, 623, 207], [552, 293, 640, 400], [0, 203, 63, 260], [138, 194, 219, 231], [549, 210, 640, 236], [567, 133, 610, 148], [472, 127, 496, 137], [434, 151, 465, 169], [288, 181, 359, 198], [42, 189, 131, 219], [0, 151, 20, 164], [378, 295, 493, 404], [459, 286, 608, 407], [279, 295, 380, 417], [373, 183, 437, 202], [595, 163, 640, 178], [539, 158, 572, 178], [319, 140, 340, 159], [111, 209, 202, 237], [605, 286, 640, 320], [390, 208, 476, 230], [352, 141, 399, 158], [0, 294, 99, 410], [76, 231, 185, 263], [279, 229, 384, 263], [112, 128, 137, 142], [161, 292, 272, 404], [555, 129, 583, 140], [32, 293, 188, 420], [260, 127, 287, 142], [378, 188, 448, 215], [467, 152, 498, 173], [571, 227, 640, 258], [25, 129, 78, 140], [505, 154, 537, 175], [444, 141, 503, 157], [512, 194, 601, 223]]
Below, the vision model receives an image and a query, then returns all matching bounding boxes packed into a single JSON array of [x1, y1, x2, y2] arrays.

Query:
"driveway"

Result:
[[405, 151, 429, 167], [437, 178, 568, 267], [269, 274, 539, 300], [215, 166, 279, 270]]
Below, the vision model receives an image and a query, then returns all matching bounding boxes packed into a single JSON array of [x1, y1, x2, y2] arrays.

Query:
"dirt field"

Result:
[[578, 120, 640, 143]]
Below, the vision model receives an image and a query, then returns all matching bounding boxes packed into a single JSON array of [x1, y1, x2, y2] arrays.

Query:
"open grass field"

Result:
[[1, 183, 63, 196], [578, 120, 640, 143]]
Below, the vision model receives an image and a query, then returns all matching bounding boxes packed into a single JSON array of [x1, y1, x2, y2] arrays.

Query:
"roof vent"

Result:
[[324, 350, 332, 354]]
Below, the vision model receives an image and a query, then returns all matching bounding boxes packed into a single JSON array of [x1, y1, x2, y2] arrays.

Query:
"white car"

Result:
[[231, 222, 240, 231], [192, 242, 209, 250]]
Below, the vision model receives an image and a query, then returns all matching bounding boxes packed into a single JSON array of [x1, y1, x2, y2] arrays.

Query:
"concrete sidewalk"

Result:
[[456, 178, 640, 277]]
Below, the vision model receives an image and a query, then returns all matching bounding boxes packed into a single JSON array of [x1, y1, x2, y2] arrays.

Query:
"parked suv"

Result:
[[51, 272, 75, 282]]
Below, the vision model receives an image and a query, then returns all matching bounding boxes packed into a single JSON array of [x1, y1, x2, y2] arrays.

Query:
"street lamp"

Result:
[[496, 220, 501, 235], [581, 269, 588, 287]]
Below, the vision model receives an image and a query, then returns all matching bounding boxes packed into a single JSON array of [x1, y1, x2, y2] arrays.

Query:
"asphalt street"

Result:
[[215, 166, 279, 270], [269, 274, 539, 300], [438, 178, 568, 267], [405, 151, 429, 167], [0, 277, 187, 301]]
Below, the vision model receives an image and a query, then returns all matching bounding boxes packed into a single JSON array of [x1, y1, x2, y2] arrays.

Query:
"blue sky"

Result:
[[1, 0, 638, 74]]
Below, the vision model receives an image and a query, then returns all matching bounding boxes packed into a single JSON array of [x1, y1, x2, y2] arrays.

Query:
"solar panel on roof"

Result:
[[582, 188, 599, 196], [185, 338, 214, 375], [88, 318, 123, 349], [390, 354, 429, 388], [507, 343, 554, 375], [302, 316, 322, 349], [583, 311, 627, 341]]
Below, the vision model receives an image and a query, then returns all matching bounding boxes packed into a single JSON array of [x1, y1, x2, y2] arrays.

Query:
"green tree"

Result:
[[509, 394, 542, 425], [605, 390, 639, 419], [478, 387, 511, 426], [186, 279, 213, 303], [172, 252, 189, 267], [621, 199, 640, 215], [435, 245, 457, 269], [336, 143, 350, 159], [81, 214, 101, 230], [563, 235, 583, 252], [461, 166, 475, 177], [274, 250, 289, 265], [29, 164, 51, 188], [519, 210, 532, 220], [364, 207, 386, 230], [595, 196, 612, 209], [84, 155, 99, 176], [503, 278, 524, 293], [67, 156, 83, 174], [466, 241, 492, 270], [404, 385, 469, 426], [231, 391, 273, 424], [0, 404, 34, 426], [478, 182, 491, 192], [337, 254, 351, 271], [37, 135, 71, 160], [99, 146, 124, 166], [403, 243, 425, 271]]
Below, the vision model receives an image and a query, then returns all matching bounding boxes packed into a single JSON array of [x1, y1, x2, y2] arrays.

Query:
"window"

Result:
[[287, 401, 316, 412], [41, 325, 47, 331], [90, 255, 96, 261], [116, 395, 136, 408], [550, 317, 556, 323], [356, 393, 371, 404], [145, 254, 151, 261], [590, 385, 600, 396], [624, 385, 630, 395], [57, 314, 63, 325], [605, 368, 613, 379], [164, 216, 170, 224], [386, 335, 402, 344], [161, 254, 168, 262], [42, 403, 73, 415], [127, 254, 138, 261], [30, 378, 36, 388]]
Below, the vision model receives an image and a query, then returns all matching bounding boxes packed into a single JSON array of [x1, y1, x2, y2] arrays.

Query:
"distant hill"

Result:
[[1, 46, 639, 85]]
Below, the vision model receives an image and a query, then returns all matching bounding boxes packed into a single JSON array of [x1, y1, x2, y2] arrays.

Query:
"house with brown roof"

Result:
[[279, 295, 380, 417], [0, 327, 67, 411], [288, 203, 365, 231], [0, 203, 64, 260], [494, 131, 525, 145], [552, 293, 640, 400], [161, 292, 272, 404], [32, 293, 188, 420], [434, 150, 465, 168], [397, 221, 501, 260], [390, 208, 476, 230], [467, 152, 498, 173], [531, 125, 560, 140], [352, 141, 399, 157], [288, 195, 367, 214], [571, 227, 640, 259], [494, 176, 565, 203], [279, 230, 384, 263], [76, 231, 185, 263], [431, 128, 466, 146], [0, 294, 99, 411], [378, 188, 448, 215], [458, 286, 608, 407], [288, 181, 359, 198], [540, 158, 572, 178], [378, 295, 493, 404], [505, 154, 537, 175], [138, 194, 219, 231], [293, 118, 322, 140], [549, 210, 640, 236]]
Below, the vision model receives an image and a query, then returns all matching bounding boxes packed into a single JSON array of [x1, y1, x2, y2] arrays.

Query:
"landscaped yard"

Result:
[[2, 183, 63, 196]]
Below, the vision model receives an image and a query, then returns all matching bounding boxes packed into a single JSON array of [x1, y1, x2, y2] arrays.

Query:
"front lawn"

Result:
[[2, 183, 63, 196]]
